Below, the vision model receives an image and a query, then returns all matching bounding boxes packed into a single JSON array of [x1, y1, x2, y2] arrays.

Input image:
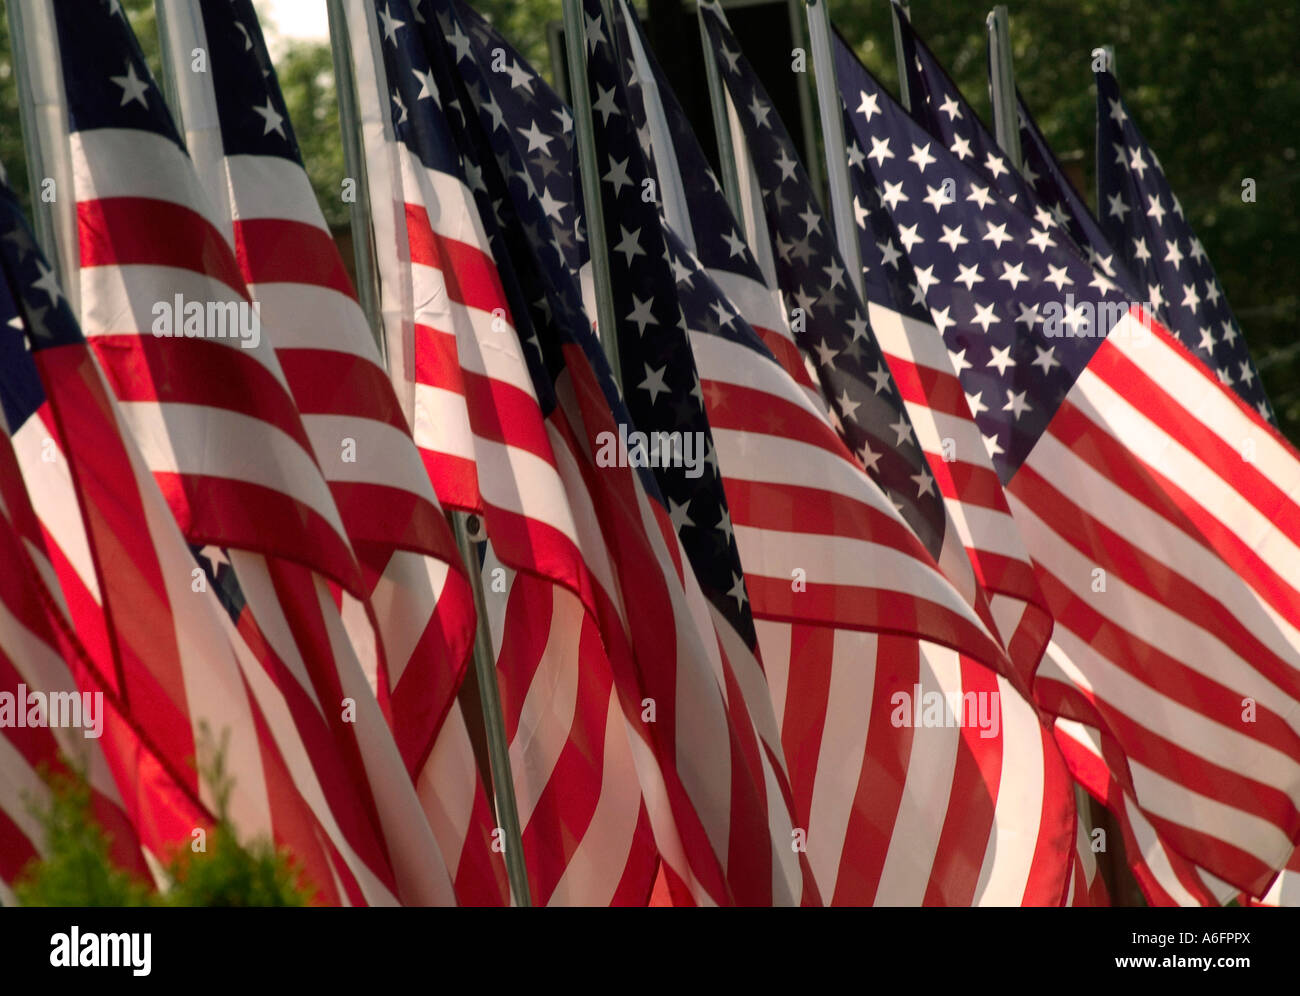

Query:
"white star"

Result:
[[965, 390, 988, 416], [1016, 302, 1043, 328], [954, 263, 984, 290], [626, 295, 657, 335], [503, 59, 533, 92], [889, 417, 914, 446], [867, 364, 893, 394], [987, 344, 1015, 374], [908, 142, 937, 173], [1128, 146, 1148, 179], [913, 264, 939, 297], [813, 338, 839, 366], [537, 188, 565, 222], [932, 306, 956, 335], [1043, 264, 1073, 291], [1132, 236, 1152, 262], [938, 224, 968, 251], [1027, 228, 1056, 253], [1197, 327, 1215, 353], [856, 90, 881, 121], [836, 389, 861, 422], [949, 134, 973, 160], [412, 66, 439, 102], [971, 302, 1001, 333], [613, 226, 645, 264], [30, 260, 64, 307], [966, 184, 993, 210], [911, 467, 935, 497], [668, 497, 694, 532], [726, 572, 748, 610], [897, 222, 924, 253], [857, 443, 883, 473], [517, 120, 553, 154], [798, 206, 821, 236], [593, 84, 621, 124], [1106, 192, 1130, 221], [775, 149, 798, 182], [983, 152, 1008, 179], [948, 347, 971, 375], [982, 432, 1004, 458], [639, 363, 670, 404], [1146, 194, 1167, 226], [877, 238, 902, 268], [722, 229, 748, 258], [1164, 239, 1184, 271], [391, 90, 408, 124], [378, 3, 405, 44], [1108, 97, 1127, 125], [749, 92, 772, 128], [867, 137, 895, 168], [1031, 344, 1059, 374], [880, 180, 908, 210], [982, 221, 1011, 250], [111, 61, 150, 108], [923, 184, 952, 212], [938, 94, 962, 120], [999, 261, 1028, 289], [603, 156, 633, 194]]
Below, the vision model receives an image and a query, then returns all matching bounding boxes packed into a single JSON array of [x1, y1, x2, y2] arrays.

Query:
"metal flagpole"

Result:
[[561, 0, 622, 388], [327, 0, 385, 363], [698, 4, 744, 221], [7, 0, 79, 313], [326, 0, 531, 906], [985, 5, 1022, 172], [804, 0, 865, 299], [890, 0, 912, 112]]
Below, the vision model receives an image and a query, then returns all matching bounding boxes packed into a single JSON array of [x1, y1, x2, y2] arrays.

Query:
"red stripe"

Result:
[[233, 217, 355, 297], [78, 197, 247, 296], [405, 205, 513, 317]]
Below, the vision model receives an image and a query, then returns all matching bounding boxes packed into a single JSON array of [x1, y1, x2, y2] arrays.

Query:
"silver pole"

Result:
[[890, 0, 911, 112], [561, 0, 622, 389], [450, 511, 531, 906], [6, 0, 57, 276], [698, 4, 743, 221], [153, 0, 184, 134], [986, 5, 1022, 171], [327, 0, 386, 363], [804, 0, 864, 299]]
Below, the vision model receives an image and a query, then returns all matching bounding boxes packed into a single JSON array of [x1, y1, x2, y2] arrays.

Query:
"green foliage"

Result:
[[14, 735, 315, 908], [12, 768, 155, 908]]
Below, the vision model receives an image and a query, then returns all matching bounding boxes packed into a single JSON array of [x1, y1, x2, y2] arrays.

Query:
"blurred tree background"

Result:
[[1, 0, 1295, 433]]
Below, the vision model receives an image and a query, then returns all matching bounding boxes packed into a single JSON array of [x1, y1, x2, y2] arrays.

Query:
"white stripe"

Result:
[[120, 400, 350, 547]]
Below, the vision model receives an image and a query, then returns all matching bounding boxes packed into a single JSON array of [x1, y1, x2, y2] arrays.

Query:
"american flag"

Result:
[[834, 32, 1300, 900], [623, 1, 1079, 905], [578, 0, 821, 905], [158, 0, 502, 905], [440, 0, 839, 905], [0, 164, 415, 907], [346, 0, 655, 905], [21, 0, 458, 905], [1015, 90, 1138, 296], [0, 212, 155, 900], [1095, 65, 1274, 421], [893, 6, 1035, 212]]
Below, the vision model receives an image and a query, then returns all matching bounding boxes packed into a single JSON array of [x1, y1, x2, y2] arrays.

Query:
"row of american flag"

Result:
[[0, 0, 1295, 906]]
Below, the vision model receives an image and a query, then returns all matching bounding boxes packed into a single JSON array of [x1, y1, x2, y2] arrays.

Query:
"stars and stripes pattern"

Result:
[[160, 0, 502, 905], [834, 33, 1300, 900], [0, 165, 416, 907], [348, 0, 654, 906], [615, 2, 1080, 906], [430, 0, 834, 906], [22, 0, 459, 905], [1095, 65, 1273, 421]]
